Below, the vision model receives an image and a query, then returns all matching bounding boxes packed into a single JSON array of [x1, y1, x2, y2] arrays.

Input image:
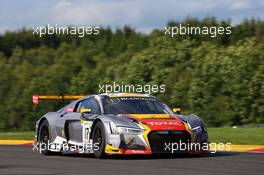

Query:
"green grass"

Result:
[[0, 132, 34, 140], [208, 127, 264, 145], [0, 128, 264, 145]]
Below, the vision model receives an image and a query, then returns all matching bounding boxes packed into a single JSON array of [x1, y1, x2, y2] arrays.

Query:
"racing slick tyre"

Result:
[[38, 120, 53, 155], [92, 122, 106, 158]]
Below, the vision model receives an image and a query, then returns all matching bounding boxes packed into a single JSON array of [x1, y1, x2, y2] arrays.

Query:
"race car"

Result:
[[34, 93, 208, 158]]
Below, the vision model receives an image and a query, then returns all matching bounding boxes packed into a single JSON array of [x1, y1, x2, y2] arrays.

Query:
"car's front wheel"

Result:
[[92, 122, 106, 158]]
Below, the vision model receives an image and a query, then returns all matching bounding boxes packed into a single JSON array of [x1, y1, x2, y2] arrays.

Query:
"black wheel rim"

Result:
[[94, 128, 102, 148], [40, 126, 49, 146]]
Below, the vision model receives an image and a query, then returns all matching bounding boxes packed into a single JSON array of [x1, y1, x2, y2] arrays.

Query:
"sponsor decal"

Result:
[[147, 121, 182, 126]]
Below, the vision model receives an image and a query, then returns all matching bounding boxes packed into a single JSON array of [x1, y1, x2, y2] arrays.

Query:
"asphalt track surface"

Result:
[[0, 145, 263, 175]]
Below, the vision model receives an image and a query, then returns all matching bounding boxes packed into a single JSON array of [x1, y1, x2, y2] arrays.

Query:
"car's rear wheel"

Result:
[[92, 122, 106, 158], [38, 120, 52, 155]]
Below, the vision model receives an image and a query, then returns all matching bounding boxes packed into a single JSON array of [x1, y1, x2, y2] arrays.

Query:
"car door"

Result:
[[54, 101, 83, 144], [65, 97, 101, 143]]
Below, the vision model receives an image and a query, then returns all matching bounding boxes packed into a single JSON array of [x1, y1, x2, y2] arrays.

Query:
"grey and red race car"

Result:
[[34, 93, 208, 158]]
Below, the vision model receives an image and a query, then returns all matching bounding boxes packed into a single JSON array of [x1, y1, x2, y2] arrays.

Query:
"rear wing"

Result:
[[32, 95, 85, 105]]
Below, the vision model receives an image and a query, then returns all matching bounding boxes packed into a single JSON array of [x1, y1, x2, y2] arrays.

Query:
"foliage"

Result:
[[0, 18, 263, 131]]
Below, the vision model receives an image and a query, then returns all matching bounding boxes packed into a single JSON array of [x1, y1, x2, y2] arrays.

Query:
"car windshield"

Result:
[[102, 97, 172, 114]]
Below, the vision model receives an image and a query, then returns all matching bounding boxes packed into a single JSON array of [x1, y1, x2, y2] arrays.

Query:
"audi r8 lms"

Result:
[[34, 93, 208, 158]]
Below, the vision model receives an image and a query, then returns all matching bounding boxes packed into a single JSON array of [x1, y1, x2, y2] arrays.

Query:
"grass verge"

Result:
[[0, 132, 34, 140], [0, 128, 263, 145], [208, 127, 264, 145]]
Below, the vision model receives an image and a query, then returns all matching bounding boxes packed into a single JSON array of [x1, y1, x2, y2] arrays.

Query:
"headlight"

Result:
[[117, 127, 144, 135], [191, 126, 203, 133]]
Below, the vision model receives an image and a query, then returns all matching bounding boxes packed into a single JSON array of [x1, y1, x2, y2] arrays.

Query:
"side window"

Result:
[[90, 99, 101, 114], [77, 98, 100, 114], [59, 102, 76, 113]]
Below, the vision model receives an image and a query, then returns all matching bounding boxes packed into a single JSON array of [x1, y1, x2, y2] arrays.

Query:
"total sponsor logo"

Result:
[[146, 121, 183, 126]]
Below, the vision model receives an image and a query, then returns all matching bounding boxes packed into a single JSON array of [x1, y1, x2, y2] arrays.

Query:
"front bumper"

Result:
[[105, 129, 208, 155]]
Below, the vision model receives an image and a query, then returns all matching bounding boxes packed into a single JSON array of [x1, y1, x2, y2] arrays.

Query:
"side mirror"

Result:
[[80, 108, 98, 120], [80, 108, 91, 113], [173, 108, 181, 114]]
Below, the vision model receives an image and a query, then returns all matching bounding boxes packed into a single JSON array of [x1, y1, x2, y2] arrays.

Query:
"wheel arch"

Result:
[[36, 114, 58, 143], [89, 118, 112, 139], [36, 117, 49, 142]]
